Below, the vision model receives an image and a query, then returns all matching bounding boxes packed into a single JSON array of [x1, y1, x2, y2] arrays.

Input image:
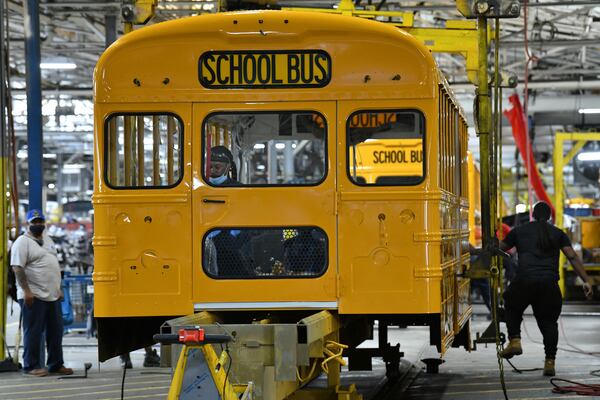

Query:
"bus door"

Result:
[[337, 101, 429, 314], [95, 105, 192, 317], [192, 102, 338, 309]]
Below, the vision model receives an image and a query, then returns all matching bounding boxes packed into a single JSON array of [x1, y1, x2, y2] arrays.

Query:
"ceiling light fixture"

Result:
[[515, 203, 527, 213], [40, 62, 77, 70], [578, 108, 600, 114], [577, 152, 600, 162]]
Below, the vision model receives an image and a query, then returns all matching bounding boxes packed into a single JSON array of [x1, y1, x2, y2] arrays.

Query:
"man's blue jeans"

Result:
[[19, 298, 64, 372]]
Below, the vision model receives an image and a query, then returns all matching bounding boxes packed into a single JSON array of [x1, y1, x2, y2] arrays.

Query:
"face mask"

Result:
[[29, 225, 45, 236], [209, 174, 227, 185]]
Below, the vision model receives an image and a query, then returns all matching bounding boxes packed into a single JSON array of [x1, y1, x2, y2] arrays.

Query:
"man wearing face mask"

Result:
[[209, 146, 240, 185], [11, 209, 73, 377]]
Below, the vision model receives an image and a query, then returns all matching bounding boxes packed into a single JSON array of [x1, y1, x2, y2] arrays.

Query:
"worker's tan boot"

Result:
[[543, 358, 556, 376], [499, 338, 523, 359]]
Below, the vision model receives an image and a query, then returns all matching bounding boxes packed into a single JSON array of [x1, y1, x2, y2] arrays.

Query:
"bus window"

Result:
[[202, 112, 326, 186], [203, 227, 328, 279], [347, 110, 425, 186], [104, 113, 183, 188]]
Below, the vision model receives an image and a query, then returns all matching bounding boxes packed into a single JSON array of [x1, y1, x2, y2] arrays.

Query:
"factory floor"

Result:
[[1, 302, 599, 399]]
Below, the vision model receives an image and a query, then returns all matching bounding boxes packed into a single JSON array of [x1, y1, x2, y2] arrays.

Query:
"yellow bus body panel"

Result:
[[93, 102, 194, 317], [93, 11, 470, 351], [191, 101, 338, 304]]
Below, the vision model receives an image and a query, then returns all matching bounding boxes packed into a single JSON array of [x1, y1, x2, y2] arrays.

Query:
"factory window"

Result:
[[104, 113, 183, 188], [203, 227, 328, 279], [202, 111, 327, 186], [347, 110, 425, 185]]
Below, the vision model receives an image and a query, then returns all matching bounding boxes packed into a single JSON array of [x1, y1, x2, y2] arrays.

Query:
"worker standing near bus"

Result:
[[11, 209, 73, 377], [498, 201, 593, 376]]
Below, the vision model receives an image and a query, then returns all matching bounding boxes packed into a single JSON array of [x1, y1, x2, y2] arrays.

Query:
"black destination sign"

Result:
[[198, 50, 331, 89], [373, 150, 423, 164]]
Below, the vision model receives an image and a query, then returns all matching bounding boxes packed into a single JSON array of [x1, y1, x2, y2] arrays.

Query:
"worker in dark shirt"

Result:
[[498, 201, 593, 376]]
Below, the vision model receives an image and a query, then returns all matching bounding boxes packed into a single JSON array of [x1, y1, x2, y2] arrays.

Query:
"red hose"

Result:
[[551, 378, 600, 396]]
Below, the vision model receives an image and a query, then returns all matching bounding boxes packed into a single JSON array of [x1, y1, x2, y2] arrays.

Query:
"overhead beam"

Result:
[[501, 38, 600, 48], [502, 47, 568, 70], [11, 88, 93, 96], [350, 0, 600, 10], [451, 80, 600, 91], [40, 2, 120, 10], [499, 5, 595, 40], [531, 69, 600, 77], [78, 16, 106, 41]]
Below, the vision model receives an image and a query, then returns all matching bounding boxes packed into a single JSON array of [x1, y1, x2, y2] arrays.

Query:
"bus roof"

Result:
[[94, 10, 437, 104]]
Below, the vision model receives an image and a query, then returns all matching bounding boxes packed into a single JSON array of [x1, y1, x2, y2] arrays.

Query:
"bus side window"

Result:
[[105, 113, 183, 188], [347, 110, 425, 186], [202, 112, 327, 186], [203, 227, 327, 279]]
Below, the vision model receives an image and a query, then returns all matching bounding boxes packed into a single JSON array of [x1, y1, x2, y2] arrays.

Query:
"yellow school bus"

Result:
[[349, 139, 424, 184], [93, 10, 471, 372]]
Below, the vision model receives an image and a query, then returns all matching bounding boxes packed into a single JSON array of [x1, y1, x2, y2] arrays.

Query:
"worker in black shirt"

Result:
[[498, 201, 593, 376]]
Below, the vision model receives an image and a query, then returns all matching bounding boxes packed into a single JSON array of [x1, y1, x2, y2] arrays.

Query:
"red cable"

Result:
[[522, 0, 539, 218], [551, 378, 600, 396]]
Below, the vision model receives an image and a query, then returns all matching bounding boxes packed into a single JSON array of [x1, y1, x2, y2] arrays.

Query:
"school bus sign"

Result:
[[349, 139, 424, 184], [198, 50, 331, 89]]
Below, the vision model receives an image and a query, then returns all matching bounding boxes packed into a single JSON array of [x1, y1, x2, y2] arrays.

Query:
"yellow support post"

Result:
[[167, 344, 241, 400], [122, 0, 157, 33], [563, 141, 586, 166], [122, 0, 158, 28], [554, 134, 565, 295], [404, 21, 483, 85], [553, 132, 600, 295], [476, 17, 493, 249]]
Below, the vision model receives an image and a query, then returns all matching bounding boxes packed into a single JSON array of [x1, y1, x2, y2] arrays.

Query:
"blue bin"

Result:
[[564, 207, 593, 217], [61, 273, 93, 333]]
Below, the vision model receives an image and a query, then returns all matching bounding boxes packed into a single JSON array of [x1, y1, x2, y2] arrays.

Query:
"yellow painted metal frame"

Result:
[[124, 0, 158, 33], [168, 343, 242, 399], [282, 0, 485, 84], [553, 131, 600, 295], [404, 21, 482, 85], [166, 311, 360, 399]]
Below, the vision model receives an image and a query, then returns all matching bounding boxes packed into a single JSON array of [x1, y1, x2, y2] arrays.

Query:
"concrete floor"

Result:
[[401, 305, 600, 400], [1, 302, 599, 399], [1, 301, 169, 399]]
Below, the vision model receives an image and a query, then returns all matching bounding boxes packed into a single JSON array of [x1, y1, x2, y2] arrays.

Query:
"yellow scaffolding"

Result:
[[282, 0, 485, 84], [553, 131, 600, 295]]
